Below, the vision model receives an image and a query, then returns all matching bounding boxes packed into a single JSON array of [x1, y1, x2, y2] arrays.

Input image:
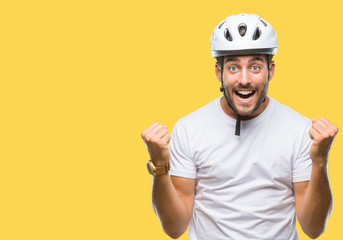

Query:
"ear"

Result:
[[268, 61, 275, 81], [215, 62, 222, 83]]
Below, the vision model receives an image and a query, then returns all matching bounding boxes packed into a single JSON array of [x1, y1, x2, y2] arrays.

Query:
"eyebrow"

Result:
[[249, 57, 264, 62], [224, 56, 265, 64], [224, 58, 238, 63]]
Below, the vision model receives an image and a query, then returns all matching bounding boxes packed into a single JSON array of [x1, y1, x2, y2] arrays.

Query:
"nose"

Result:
[[238, 69, 251, 85]]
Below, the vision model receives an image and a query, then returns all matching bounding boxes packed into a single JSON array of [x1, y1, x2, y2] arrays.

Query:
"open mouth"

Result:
[[235, 90, 256, 101]]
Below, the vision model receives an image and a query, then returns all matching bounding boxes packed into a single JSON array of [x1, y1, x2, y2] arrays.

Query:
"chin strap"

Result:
[[235, 115, 241, 136]]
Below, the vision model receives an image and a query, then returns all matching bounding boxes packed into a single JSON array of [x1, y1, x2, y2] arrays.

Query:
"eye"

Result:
[[251, 65, 260, 71], [229, 66, 238, 72]]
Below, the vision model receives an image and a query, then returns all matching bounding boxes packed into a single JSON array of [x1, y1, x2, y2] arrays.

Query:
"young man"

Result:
[[141, 13, 338, 239]]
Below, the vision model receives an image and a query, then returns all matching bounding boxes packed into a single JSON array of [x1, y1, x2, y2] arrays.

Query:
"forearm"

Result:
[[152, 174, 191, 239], [298, 162, 333, 238]]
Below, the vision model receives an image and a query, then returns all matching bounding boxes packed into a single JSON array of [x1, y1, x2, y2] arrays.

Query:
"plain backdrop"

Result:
[[0, 0, 342, 239]]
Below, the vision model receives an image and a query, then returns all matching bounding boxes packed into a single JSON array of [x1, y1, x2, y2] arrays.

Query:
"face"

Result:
[[216, 55, 275, 119]]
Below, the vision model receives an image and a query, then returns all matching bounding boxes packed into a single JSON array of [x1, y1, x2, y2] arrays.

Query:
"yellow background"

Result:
[[0, 0, 342, 239]]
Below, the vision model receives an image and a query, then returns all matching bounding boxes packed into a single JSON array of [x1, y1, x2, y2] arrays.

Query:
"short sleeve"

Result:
[[292, 121, 313, 182], [169, 121, 197, 179]]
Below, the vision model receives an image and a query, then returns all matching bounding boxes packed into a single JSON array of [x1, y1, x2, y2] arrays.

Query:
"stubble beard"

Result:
[[224, 80, 269, 118]]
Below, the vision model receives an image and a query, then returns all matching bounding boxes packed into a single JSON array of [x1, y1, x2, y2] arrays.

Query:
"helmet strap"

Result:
[[220, 60, 241, 136], [267, 55, 271, 81]]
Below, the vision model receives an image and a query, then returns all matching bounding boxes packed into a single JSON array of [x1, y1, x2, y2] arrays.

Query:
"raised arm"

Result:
[[141, 123, 195, 239], [294, 117, 338, 239]]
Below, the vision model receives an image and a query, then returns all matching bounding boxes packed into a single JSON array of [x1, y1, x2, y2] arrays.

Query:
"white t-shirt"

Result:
[[169, 96, 312, 240]]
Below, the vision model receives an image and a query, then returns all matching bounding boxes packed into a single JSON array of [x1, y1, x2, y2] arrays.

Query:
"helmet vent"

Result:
[[260, 19, 267, 27], [253, 27, 261, 40], [238, 24, 247, 37], [218, 21, 225, 29], [224, 28, 233, 41]]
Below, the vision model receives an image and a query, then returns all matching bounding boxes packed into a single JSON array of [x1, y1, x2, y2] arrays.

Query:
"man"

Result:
[[141, 13, 338, 239]]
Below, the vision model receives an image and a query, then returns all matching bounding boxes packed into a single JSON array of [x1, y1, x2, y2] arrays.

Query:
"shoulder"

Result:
[[267, 98, 312, 142], [171, 97, 223, 140], [176, 97, 221, 127], [267, 98, 312, 157], [270, 97, 311, 129]]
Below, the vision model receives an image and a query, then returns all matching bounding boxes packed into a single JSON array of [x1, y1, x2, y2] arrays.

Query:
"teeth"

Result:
[[237, 90, 252, 95]]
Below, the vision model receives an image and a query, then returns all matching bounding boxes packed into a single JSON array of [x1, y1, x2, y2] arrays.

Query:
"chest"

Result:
[[191, 123, 295, 188]]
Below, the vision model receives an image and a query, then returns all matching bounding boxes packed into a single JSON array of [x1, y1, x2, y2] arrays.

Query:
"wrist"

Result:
[[147, 160, 170, 176], [152, 158, 170, 167], [311, 161, 328, 174], [311, 157, 328, 168]]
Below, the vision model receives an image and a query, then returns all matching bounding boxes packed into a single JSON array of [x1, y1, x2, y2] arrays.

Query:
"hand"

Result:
[[141, 122, 171, 166], [309, 117, 338, 165]]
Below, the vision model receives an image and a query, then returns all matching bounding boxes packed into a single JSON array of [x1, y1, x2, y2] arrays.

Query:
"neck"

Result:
[[220, 96, 270, 120]]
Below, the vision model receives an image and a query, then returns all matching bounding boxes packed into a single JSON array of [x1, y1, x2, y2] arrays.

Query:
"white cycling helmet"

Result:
[[211, 13, 278, 58]]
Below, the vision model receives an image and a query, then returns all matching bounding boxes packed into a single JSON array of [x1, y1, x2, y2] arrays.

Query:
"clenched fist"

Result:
[[309, 117, 338, 165], [141, 122, 171, 166]]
